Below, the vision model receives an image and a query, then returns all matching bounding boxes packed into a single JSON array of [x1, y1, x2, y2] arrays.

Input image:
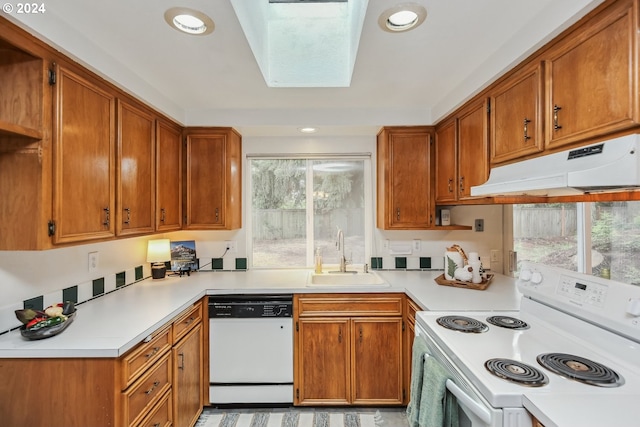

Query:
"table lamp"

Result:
[[147, 239, 171, 279]]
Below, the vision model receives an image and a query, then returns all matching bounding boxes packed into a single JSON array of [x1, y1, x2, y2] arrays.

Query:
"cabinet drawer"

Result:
[[296, 294, 404, 317], [121, 325, 172, 389], [173, 303, 202, 344], [406, 298, 420, 325], [135, 389, 172, 427], [123, 352, 172, 427]]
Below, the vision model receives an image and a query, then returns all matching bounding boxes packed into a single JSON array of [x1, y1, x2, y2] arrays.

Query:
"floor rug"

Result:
[[195, 410, 383, 427]]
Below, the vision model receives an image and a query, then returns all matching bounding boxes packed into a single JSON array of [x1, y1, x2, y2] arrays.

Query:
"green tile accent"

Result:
[[62, 286, 78, 303], [395, 257, 407, 269], [370, 257, 383, 269], [420, 257, 432, 269], [212, 258, 224, 270], [24, 296, 43, 311], [235, 258, 247, 270], [135, 266, 144, 281], [116, 272, 126, 288], [93, 278, 105, 297]]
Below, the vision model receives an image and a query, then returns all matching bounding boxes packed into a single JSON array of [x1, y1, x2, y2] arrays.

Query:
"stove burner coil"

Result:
[[486, 315, 529, 330], [436, 316, 489, 333], [485, 358, 549, 387], [537, 353, 624, 387]]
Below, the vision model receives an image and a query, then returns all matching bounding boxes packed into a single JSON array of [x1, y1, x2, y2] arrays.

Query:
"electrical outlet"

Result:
[[413, 239, 421, 251], [474, 219, 484, 232], [383, 239, 389, 249], [491, 250, 501, 262], [225, 240, 237, 253], [88, 251, 99, 273]]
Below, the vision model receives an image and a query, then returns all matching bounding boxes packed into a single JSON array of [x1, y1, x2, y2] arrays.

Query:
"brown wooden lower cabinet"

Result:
[[0, 299, 205, 427], [294, 293, 405, 406]]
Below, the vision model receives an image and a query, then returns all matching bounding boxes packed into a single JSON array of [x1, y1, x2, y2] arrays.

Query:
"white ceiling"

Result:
[[7, 0, 604, 136]]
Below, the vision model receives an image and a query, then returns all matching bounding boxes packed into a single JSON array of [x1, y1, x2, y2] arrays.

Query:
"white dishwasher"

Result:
[[208, 295, 293, 405]]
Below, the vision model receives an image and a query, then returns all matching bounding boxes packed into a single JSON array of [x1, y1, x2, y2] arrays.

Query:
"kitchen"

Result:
[[2, 0, 640, 426]]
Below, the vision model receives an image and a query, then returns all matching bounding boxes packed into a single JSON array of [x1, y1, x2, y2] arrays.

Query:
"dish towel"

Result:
[[420, 355, 459, 427], [406, 335, 430, 427], [406, 334, 460, 427]]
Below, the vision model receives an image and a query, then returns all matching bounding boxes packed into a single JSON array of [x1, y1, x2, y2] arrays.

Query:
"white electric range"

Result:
[[415, 262, 640, 427]]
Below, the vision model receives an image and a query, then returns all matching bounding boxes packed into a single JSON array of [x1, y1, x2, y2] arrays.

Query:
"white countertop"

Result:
[[523, 394, 640, 427], [0, 269, 521, 358]]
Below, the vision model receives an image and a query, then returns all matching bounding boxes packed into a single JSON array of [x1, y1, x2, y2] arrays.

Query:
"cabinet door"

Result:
[[185, 133, 225, 229], [545, 0, 638, 149], [52, 66, 115, 244], [295, 318, 350, 405], [377, 128, 432, 229], [434, 119, 457, 203], [116, 100, 155, 236], [458, 99, 489, 199], [351, 318, 403, 405], [156, 119, 182, 231], [173, 323, 203, 427], [491, 62, 544, 164]]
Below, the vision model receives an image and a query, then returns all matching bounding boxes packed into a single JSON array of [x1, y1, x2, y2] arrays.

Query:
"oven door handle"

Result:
[[445, 379, 492, 424]]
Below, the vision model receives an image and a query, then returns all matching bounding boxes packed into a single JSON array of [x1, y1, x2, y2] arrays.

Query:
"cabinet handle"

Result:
[[553, 105, 562, 130], [160, 208, 166, 223], [183, 316, 195, 325], [215, 207, 220, 223], [523, 118, 531, 142], [145, 346, 160, 358], [145, 380, 160, 395], [396, 208, 400, 221], [153, 424, 161, 427], [178, 352, 185, 370], [123, 208, 131, 225], [359, 325, 363, 344], [103, 207, 110, 227], [338, 327, 342, 343], [459, 176, 465, 194], [447, 178, 453, 193]]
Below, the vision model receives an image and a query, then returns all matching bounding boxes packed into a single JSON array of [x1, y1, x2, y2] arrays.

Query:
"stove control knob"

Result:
[[519, 269, 532, 282], [627, 298, 640, 316], [530, 271, 543, 285]]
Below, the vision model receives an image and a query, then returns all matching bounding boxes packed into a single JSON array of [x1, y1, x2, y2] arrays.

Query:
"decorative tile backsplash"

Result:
[[370, 256, 443, 271], [0, 266, 146, 335]]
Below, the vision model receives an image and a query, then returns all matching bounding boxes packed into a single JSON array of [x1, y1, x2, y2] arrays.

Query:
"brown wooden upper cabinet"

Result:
[[434, 118, 457, 203], [545, 0, 639, 150], [490, 62, 544, 165], [184, 128, 242, 230], [52, 65, 116, 245], [435, 99, 489, 202], [156, 119, 183, 232], [0, 35, 51, 250], [116, 100, 155, 237], [377, 126, 433, 229]]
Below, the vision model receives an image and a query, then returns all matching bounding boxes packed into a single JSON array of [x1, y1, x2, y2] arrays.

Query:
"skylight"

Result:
[[230, 0, 368, 87]]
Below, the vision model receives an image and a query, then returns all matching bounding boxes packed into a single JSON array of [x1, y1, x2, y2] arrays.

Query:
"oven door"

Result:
[[415, 325, 532, 427]]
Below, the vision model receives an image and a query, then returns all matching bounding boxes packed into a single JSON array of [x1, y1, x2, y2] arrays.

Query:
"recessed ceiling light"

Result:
[[299, 127, 318, 134], [165, 7, 215, 35], [378, 3, 427, 33]]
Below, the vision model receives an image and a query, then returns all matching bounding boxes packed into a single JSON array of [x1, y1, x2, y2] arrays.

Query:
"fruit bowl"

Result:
[[19, 310, 76, 340], [16, 303, 77, 340]]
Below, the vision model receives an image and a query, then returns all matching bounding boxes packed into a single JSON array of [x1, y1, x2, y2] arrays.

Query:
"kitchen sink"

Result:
[[306, 271, 389, 287]]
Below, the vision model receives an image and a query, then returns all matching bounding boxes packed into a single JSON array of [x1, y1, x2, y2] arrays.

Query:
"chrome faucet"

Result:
[[336, 227, 348, 273]]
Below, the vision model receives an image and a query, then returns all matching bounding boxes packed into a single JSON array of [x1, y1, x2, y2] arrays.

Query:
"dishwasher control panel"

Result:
[[209, 295, 293, 318]]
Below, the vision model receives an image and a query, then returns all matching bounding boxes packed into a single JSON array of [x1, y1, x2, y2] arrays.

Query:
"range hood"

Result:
[[470, 134, 640, 197]]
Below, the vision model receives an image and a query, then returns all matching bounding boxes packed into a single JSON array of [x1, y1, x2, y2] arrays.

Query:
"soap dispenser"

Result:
[[315, 248, 323, 273]]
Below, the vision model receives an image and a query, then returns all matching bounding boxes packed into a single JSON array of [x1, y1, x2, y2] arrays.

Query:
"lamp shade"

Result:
[[147, 239, 171, 263]]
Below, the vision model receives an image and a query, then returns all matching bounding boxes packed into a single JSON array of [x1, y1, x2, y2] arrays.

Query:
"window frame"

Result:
[[246, 154, 373, 269]]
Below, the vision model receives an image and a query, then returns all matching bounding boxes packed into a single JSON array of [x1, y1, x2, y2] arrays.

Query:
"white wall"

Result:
[[0, 135, 505, 315]]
